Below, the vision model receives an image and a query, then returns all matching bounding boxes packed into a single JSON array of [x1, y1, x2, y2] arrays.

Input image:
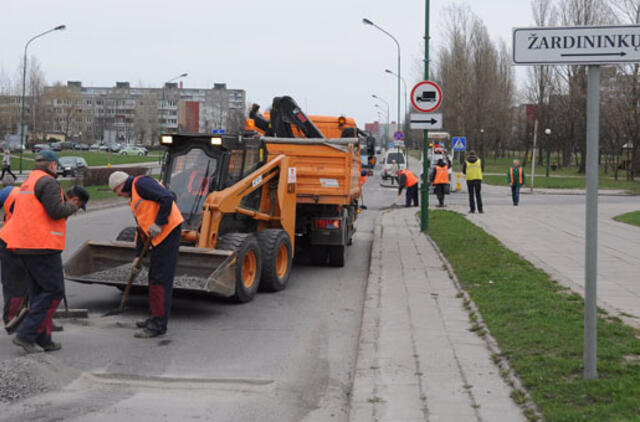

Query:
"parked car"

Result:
[[50, 142, 62, 151], [75, 143, 90, 151], [119, 146, 148, 156], [31, 144, 51, 153], [90, 143, 102, 150], [381, 150, 407, 180], [57, 156, 88, 177], [99, 143, 121, 152]]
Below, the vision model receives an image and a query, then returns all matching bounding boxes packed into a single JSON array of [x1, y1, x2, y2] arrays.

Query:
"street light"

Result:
[[545, 128, 552, 177], [162, 73, 188, 132], [363, 18, 401, 133], [373, 94, 390, 147], [385, 69, 407, 127], [480, 128, 485, 157], [18, 24, 66, 174]]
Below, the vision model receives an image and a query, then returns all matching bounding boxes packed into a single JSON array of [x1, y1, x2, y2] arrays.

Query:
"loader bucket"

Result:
[[64, 241, 237, 297]]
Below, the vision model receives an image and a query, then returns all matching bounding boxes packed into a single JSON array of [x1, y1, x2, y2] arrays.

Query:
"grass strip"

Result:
[[483, 174, 640, 194], [428, 210, 640, 421], [614, 210, 640, 228]]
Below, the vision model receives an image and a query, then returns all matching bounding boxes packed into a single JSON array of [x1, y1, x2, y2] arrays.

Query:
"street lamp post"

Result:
[[545, 128, 552, 177], [385, 68, 407, 129], [373, 94, 390, 146], [162, 73, 188, 133], [480, 128, 485, 157], [363, 18, 401, 136], [18, 24, 66, 174]]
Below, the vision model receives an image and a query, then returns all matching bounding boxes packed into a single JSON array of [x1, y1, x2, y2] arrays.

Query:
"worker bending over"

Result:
[[396, 168, 419, 207], [109, 171, 184, 338], [0, 151, 88, 353]]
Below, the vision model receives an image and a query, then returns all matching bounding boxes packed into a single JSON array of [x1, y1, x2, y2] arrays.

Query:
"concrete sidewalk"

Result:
[[349, 208, 525, 421]]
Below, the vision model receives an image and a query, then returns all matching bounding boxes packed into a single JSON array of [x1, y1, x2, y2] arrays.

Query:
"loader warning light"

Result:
[[338, 116, 346, 126], [161, 135, 173, 144]]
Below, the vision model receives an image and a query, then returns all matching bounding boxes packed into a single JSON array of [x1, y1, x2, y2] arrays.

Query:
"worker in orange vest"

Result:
[[109, 171, 184, 338], [507, 160, 526, 206], [430, 158, 451, 207], [396, 168, 419, 207], [0, 150, 88, 353]]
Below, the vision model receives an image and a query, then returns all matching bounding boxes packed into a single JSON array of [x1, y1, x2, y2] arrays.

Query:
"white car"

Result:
[[381, 150, 406, 180]]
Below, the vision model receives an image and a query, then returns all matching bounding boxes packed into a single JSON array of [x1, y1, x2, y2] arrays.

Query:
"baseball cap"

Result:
[[67, 185, 90, 210], [35, 150, 61, 166]]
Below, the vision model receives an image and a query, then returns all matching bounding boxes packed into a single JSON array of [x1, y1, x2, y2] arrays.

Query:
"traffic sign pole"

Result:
[[421, 0, 430, 232]]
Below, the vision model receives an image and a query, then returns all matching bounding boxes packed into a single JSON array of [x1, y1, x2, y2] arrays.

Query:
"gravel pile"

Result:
[[0, 355, 75, 404], [84, 264, 210, 290]]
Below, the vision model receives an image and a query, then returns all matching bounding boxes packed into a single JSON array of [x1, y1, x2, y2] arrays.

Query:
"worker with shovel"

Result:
[[396, 168, 419, 207], [0, 150, 88, 354], [109, 171, 183, 338]]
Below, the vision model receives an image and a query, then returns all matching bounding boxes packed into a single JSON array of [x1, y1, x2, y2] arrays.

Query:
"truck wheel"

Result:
[[310, 245, 328, 266], [256, 229, 292, 292], [217, 233, 262, 303], [328, 245, 346, 267], [116, 226, 137, 242]]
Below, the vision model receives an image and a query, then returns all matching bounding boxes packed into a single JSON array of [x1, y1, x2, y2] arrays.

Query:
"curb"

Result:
[[423, 218, 542, 421]]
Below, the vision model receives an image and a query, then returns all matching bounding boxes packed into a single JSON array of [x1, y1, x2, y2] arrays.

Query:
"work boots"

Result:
[[12, 336, 43, 354]]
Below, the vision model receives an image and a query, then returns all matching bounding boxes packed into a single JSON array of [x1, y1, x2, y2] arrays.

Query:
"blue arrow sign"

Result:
[[452, 136, 466, 151], [393, 130, 404, 141]]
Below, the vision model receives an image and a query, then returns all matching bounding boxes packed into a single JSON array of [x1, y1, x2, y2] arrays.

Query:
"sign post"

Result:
[[420, 2, 431, 232], [513, 24, 640, 380]]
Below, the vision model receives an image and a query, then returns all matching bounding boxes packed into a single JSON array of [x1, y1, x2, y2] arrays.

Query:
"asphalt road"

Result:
[[0, 174, 393, 422]]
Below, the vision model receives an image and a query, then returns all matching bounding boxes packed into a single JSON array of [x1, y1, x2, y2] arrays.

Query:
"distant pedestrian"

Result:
[[430, 158, 451, 207], [507, 160, 525, 206], [462, 150, 484, 214], [396, 168, 419, 207], [1, 150, 17, 182], [390, 160, 398, 184]]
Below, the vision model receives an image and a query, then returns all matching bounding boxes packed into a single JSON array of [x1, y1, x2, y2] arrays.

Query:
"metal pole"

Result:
[[18, 50, 28, 174], [546, 135, 551, 177], [584, 65, 600, 380], [420, 0, 430, 231], [530, 120, 538, 192]]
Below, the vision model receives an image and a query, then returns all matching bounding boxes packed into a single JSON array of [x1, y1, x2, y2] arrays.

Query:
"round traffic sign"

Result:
[[411, 80, 443, 113], [393, 130, 404, 141]]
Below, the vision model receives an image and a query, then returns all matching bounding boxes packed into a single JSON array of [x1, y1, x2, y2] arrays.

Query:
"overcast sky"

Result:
[[2, 0, 534, 127]]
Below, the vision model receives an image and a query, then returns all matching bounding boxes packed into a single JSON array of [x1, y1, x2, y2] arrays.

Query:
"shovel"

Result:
[[103, 237, 152, 317]]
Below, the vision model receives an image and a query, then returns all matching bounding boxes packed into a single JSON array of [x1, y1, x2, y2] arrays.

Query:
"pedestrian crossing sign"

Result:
[[452, 137, 466, 151]]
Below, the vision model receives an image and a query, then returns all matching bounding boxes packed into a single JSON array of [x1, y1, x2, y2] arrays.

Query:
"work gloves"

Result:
[[148, 223, 162, 238]]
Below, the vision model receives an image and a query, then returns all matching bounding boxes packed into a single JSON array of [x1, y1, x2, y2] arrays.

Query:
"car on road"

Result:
[[381, 150, 406, 180], [99, 143, 122, 152], [50, 142, 63, 151], [57, 156, 88, 177], [31, 143, 51, 153], [119, 145, 148, 156], [74, 143, 90, 151]]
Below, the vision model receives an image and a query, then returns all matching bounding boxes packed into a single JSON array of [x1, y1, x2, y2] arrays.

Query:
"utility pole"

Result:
[[420, 0, 430, 231]]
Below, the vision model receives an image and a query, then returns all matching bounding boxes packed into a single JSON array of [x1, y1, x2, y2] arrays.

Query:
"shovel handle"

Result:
[[118, 237, 153, 311]]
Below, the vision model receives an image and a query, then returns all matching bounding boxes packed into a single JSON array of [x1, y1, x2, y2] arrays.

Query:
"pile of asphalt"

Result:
[[0, 355, 77, 404], [85, 264, 208, 290]]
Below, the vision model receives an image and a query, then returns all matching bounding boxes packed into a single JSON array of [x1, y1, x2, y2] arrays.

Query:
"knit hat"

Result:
[[108, 171, 129, 191]]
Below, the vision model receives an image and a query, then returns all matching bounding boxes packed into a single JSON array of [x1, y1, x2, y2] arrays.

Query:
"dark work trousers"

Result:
[[434, 184, 446, 207], [511, 185, 521, 205], [17, 253, 64, 347], [405, 184, 419, 207], [145, 224, 181, 334], [1, 247, 28, 325], [0, 166, 16, 181], [467, 180, 483, 212]]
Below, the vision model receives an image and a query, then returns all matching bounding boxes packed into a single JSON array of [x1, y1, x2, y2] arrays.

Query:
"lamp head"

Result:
[[480, 129, 485, 134], [54, 25, 66, 31], [179, 73, 188, 78], [545, 128, 551, 135], [385, 69, 393, 74], [372, 94, 377, 99], [362, 18, 374, 26]]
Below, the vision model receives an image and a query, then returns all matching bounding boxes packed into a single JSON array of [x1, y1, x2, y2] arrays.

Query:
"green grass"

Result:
[[58, 180, 118, 202], [482, 174, 640, 194], [614, 211, 640, 228], [9, 151, 159, 168], [428, 210, 640, 421]]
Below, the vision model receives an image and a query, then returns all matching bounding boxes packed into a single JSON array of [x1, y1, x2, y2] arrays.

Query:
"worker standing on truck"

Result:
[[109, 171, 184, 338], [462, 151, 484, 214], [430, 158, 451, 208], [0, 185, 27, 333], [396, 168, 419, 207], [0, 151, 88, 353]]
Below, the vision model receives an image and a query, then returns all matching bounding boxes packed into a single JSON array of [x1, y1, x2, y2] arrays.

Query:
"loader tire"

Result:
[[116, 226, 137, 242], [217, 233, 262, 303], [256, 229, 292, 292]]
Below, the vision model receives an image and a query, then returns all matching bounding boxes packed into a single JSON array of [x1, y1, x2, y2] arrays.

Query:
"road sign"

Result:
[[393, 130, 404, 141], [410, 113, 442, 130], [410, 81, 443, 113], [452, 136, 466, 151], [513, 25, 640, 65]]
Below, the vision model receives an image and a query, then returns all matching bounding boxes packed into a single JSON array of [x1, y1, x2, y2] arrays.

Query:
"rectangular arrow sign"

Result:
[[410, 113, 442, 130], [513, 25, 640, 65]]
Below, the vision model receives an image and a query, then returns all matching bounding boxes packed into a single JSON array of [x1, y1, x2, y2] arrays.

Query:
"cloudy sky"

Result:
[[2, 0, 534, 127]]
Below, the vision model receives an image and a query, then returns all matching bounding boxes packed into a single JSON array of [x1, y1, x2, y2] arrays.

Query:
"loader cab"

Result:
[[159, 133, 266, 230]]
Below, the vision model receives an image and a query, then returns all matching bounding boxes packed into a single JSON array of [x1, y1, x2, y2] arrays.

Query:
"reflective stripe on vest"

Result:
[[509, 167, 523, 185], [400, 170, 418, 187], [433, 166, 449, 185], [0, 170, 67, 250], [130, 176, 184, 246], [465, 159, 482, 180], [3, 187, 18, 222]]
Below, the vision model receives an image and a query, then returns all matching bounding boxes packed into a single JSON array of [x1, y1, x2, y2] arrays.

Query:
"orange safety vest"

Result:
[[433, 166, 449, 185], [130, 176, 184, 246], [0, 170, 67, 251], [399, 170, 418, 187], [509, 167, 523, 185], [3, 187, 18, 222], [360, 175, 368, 186]]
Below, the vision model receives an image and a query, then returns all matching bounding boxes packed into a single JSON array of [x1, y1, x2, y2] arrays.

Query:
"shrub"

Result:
[[78, 166, 149, 186]]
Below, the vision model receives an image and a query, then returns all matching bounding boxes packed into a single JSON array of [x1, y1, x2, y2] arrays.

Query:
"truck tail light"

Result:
[[314, 219, 341, 230]]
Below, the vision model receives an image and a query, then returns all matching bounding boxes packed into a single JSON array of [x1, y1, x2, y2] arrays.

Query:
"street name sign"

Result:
[[452, 136, 466, 151], [410, 113, 442, 130], [410, 81, 442, 113], [513, 25, 640, 65]]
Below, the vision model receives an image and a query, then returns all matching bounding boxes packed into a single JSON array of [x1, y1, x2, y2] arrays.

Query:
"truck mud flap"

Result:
[[64, 241, 236, 297]]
